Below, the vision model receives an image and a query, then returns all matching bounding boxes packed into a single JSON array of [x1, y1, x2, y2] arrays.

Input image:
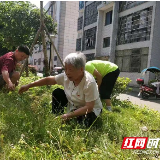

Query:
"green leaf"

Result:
[[0, 1, 57, 50]]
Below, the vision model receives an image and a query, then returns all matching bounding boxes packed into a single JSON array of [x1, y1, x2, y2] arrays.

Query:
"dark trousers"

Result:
[[99, 68, 120, 99], [52, 88, 98, 127], [0, 72, 13, 89]]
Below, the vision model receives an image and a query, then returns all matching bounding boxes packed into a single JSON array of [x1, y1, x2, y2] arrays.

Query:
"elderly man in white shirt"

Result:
[[19, 52, 103, 127]]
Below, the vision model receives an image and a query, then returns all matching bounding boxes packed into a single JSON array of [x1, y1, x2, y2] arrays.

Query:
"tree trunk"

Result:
[[40, 1, 50, 77], [25, 59, 29, 77], [50, 42, 54, 73], [41, 31, 49, 76]]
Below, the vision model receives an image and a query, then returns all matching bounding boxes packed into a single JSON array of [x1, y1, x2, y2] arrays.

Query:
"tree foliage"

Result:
[[0, 1, 57, 51], [0, 43, 9, 56]]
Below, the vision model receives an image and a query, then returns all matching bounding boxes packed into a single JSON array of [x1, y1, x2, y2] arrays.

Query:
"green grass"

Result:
[[0, 76, 160, 159]]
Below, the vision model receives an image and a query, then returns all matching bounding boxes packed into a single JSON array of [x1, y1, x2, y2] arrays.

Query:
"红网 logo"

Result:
[[121, 137, 160, 149]]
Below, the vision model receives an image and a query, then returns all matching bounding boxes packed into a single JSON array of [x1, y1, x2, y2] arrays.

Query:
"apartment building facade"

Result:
[[30, 1, 79, 71], [76, 1, 160, 86]]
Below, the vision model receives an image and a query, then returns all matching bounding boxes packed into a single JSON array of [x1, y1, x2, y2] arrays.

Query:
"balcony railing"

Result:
[[117, 7, 152, 45], [84, 1, 102, 27], [77, 17, 83, 31], [76, 38, 81, 51], [119, 1, 146, 12], [83, 27, 97, 50]]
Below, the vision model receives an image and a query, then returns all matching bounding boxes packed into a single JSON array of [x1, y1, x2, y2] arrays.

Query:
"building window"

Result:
[[79, 1, 84, 10], [85, 53, 95, 62], [130, 49, 141, 72], [47, 43, 50, 50], [83, 27, 97, 51], [38, 58, 41, 65], [117, 7, 152, 45], [34, 59, 37, 65], [76, 38, 81, 51], [77, 17, 83, 31], [115, 48, 148, 72], [119, 1, 146, 12], [103, 37, 110, 48], [50, 5, 53, 17], [34, 45, 38, 51], [54, 56, 57, 61], [39, 44, 42, 52], [84, 1, 102, 27], [105, 11, 112, 26]]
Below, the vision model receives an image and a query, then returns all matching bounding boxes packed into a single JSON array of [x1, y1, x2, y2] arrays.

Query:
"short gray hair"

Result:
[[63, 52, 86, 69]]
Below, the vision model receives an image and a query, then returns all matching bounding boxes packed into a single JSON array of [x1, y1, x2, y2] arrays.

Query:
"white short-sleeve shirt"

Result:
[[55, 71, 103, 116]]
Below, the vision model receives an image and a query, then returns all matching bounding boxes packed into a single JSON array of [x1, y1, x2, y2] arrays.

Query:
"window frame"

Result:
[[103, 37, 110, 48], [105, 10, 113, 26]]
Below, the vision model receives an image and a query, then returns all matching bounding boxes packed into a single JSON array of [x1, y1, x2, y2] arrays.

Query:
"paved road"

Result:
[[118, 91, 160, 112]]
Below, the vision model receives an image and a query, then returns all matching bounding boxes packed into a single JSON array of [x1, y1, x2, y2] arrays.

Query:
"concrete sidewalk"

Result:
[[118, 91, 160, 112]]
